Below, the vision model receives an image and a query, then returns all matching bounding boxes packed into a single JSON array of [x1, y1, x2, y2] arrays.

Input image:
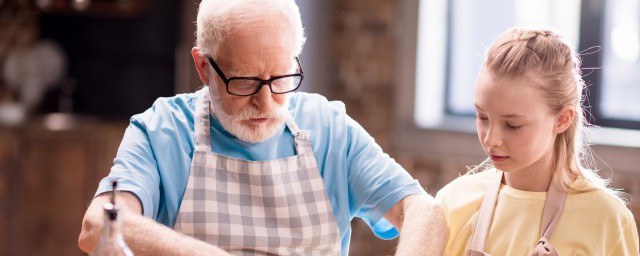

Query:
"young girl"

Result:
[[436, 28, 639, 255]]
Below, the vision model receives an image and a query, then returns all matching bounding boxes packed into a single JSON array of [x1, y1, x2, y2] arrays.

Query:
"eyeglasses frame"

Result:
[[206, 56, 304, 96]]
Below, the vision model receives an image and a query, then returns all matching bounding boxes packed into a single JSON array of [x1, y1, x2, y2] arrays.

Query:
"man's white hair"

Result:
[[195, 0, 306, 58]]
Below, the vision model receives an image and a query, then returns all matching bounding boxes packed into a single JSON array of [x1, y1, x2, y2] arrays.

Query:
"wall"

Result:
[[330, 1, 405, 254]]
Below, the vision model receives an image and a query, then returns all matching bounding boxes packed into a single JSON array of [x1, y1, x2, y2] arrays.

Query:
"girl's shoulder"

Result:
[[569, 177, 628, 207], [444, 169, 496, 189], [567, 181, 635, 225], [436, 170, 497, 204]]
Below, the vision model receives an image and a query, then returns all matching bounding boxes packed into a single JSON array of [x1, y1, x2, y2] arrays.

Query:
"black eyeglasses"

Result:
[[207, 56, 304, 96]]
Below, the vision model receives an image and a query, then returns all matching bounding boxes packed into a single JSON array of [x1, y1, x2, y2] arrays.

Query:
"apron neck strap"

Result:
[[194, 89, 213, 152], [196, 89, 310, 154], [530, 171, 567, 256], [285, 116, 312, 155], [467, 170, 503, 253], [466, 170, 568, 256], [539, 173, 567, 238]]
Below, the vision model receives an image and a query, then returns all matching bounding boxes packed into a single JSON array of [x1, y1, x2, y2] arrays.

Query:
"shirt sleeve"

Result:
[[95, 115, 161, 219], [435, 182, 453, 225], [345, 115, 425, 240], [607, 212, 640, 256]]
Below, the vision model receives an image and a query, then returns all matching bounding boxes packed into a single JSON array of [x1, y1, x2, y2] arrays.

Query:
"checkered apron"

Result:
[[174, 92, 341, 255]]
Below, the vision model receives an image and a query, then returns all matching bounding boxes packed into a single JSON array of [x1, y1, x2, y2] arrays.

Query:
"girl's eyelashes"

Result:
[[475, 114, 488, 121], [475, 114, 522, 129], [506, 123, 522, 130]]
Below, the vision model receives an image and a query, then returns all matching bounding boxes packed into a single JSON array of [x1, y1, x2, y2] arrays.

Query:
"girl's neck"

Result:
[[503, 153, 555, 192]]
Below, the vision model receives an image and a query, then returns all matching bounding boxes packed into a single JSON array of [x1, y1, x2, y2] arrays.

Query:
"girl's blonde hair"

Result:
[[472, 27, 624, 200]]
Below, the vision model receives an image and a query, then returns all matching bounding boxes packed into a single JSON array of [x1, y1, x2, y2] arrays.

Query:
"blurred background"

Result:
[[0, 0, 639, 255]]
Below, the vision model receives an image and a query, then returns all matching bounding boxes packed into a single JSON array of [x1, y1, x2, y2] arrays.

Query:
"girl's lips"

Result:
[[490, 155, 509, 162]]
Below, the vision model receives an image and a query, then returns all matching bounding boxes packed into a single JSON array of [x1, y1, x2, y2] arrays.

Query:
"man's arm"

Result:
[[78, 192, 232, 256], [384, 194, 449, 256]]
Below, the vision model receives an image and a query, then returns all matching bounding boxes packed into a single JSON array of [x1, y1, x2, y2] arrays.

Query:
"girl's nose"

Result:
[[483, 125, 503, 148]]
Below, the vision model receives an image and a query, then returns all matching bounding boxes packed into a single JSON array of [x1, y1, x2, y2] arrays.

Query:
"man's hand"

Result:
[[78, 192, 232, 256], [384, 194, 449, 256]]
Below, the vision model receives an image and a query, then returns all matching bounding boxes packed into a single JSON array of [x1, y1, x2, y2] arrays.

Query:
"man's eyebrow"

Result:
[[227, 70, 256, 77], [228, 69, 296, 78]]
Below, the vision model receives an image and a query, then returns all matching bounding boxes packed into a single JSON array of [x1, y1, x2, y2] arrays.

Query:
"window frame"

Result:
[[393, 0, 640, 153], [580, 0, 640, 130]]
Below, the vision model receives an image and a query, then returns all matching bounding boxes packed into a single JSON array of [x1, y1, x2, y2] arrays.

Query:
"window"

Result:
[[582, 0, 640, 129], [415, 0, 640, 130]]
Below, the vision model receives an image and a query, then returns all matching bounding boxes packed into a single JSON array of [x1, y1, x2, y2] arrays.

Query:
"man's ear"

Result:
[[554, 106, 575, 133], [192, 47, 210, 85]]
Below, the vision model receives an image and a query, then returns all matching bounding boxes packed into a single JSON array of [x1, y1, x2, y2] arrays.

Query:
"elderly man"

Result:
[[78, 0, 447, 255]]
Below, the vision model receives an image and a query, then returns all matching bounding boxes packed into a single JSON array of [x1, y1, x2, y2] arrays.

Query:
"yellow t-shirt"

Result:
[[436, 170, 639, 256]]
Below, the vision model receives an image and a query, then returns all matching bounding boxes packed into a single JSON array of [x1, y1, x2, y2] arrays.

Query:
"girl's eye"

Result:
[[475, 115, 488, 121], [506, 123, 522, 130]]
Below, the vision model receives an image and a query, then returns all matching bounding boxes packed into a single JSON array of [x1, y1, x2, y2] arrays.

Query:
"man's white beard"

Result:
[[209, 88, 289, 144]]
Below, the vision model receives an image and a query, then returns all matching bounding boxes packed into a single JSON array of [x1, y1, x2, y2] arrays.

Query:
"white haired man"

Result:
[[78, 0, 448, 255]]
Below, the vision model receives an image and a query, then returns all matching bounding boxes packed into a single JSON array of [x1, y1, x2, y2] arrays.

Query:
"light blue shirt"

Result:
[[96, 87, 424, 254]]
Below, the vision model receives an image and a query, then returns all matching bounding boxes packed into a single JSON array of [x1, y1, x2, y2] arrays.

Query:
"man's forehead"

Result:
[[218, 22, 294, 51], [227, 14, 294, 36], [217, 56, 296, 77]]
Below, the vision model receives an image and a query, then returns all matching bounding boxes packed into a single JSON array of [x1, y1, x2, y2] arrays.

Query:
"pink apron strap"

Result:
[[529, 172, 567, 256], [465, 170, 567, 256], [466, 170, 503, 255], [466, 249, 492, 256]]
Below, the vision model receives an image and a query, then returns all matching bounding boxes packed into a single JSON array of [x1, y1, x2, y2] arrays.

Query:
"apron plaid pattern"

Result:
[[174, 91, 341, 255]]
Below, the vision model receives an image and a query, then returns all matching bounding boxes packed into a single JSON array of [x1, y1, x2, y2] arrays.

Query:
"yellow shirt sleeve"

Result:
[[606, 213, 640, 256]]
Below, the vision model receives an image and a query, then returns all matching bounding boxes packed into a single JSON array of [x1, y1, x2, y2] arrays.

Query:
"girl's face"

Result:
[[474, 70, 560, 176]]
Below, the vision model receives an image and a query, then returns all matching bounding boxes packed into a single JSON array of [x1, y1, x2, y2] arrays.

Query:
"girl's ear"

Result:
[[554, 106, 575, 133]]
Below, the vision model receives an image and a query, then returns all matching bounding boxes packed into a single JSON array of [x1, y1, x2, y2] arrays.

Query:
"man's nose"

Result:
[[251, 84, 274, 112]]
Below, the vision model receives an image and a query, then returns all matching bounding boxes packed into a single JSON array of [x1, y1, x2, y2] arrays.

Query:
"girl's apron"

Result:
[[466, 170, 567, 256], [174, 91, 341, 255]]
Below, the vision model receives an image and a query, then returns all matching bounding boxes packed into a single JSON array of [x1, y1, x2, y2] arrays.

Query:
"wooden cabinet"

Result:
[[0, 130, 19, 256], [0, 117, 127, 256]]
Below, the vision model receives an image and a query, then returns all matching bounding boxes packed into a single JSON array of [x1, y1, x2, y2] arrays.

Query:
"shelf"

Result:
[[39, 0, 151, 18]]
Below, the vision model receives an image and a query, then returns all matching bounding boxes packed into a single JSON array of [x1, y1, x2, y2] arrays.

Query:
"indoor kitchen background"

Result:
[[1, 0, 639, 255]]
